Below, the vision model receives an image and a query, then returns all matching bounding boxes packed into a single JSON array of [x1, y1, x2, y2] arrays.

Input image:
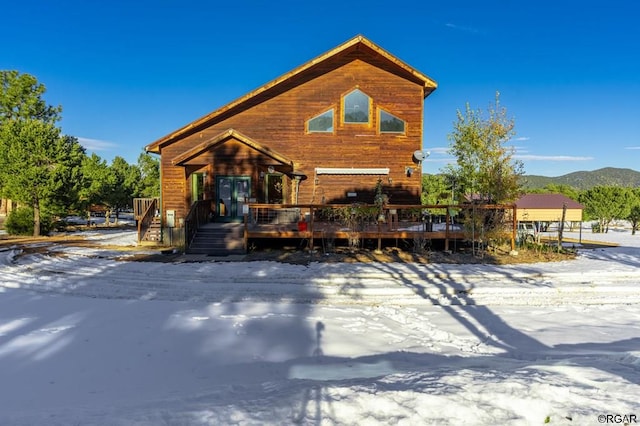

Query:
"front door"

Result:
[[216, 176, 251, 222]]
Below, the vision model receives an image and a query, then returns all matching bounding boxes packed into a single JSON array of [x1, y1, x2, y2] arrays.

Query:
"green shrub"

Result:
[[5, 207, 52, 236]]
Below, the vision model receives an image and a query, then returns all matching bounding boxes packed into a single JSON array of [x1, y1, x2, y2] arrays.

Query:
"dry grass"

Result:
[[243, 244, 576, 265], [1, 229, 579, 265]]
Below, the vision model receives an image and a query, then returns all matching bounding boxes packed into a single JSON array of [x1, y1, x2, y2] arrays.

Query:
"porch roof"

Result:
[[171, 129, 294, 167]]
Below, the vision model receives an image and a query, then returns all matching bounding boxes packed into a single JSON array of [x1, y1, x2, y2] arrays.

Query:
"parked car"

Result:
[[89, 204, 108, 217], [517, 222, 538, 244]]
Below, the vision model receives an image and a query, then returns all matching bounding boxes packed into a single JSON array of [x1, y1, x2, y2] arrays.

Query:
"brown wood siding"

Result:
[[161, 170, 188, 223], [159, 58, 425, 221]]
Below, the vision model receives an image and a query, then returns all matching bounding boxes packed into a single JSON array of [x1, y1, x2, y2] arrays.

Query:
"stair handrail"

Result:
[[137, 198, 158, 243], [184, 200, 211, 249], [133, 197, 158, 221]]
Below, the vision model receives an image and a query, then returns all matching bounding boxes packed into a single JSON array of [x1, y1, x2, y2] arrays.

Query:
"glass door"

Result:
[[216, 176, 251, 222], [234, 178, 250, 219], [191, 172, 205, 204], [217, 176, 232, 219]]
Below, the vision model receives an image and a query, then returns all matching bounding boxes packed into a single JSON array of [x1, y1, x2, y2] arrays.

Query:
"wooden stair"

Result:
[[140, 216, 162, 243], [187, 223, 244, 256]]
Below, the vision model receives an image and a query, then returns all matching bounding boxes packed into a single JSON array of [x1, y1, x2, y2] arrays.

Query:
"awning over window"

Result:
[[315, 167, 390, 175]]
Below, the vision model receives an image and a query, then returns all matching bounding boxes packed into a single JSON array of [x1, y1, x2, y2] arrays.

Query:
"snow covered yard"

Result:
[[0, 226, 639, 425]]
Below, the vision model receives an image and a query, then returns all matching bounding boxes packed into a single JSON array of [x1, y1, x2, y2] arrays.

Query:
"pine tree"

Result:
[[0, 71, 85, 236], [1, 71, 61, 123], [0, 119, 84, 235]]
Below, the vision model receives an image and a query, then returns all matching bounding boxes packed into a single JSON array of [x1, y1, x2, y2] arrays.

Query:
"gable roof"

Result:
[[516, 194, 584, 210], [171, 129, 294, 167], [146, 35, 437, 154]]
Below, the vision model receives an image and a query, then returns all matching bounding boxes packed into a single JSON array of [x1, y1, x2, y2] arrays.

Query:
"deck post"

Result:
[[445, 208, 450, 251], [309, 206, 314, 252], [244, 213, 248, 253], [511, 205, 516, 251]]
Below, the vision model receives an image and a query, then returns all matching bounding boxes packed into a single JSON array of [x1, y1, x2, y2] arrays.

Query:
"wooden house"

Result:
[[145, 35, 437, 232], [516, 194, 584, 223]]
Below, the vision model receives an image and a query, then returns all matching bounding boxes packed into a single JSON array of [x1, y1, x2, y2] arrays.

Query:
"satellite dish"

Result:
[[413, 150, 425, 162]]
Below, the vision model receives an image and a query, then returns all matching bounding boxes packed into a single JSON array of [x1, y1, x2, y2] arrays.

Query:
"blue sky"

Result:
[[2, 0, 638, 176]]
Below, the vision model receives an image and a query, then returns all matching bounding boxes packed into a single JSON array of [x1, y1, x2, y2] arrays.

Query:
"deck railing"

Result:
[[133, 198, 158, 221], [246, 203, 516, 252], [184, 200, 212, 249], [136, 198, 158, 243]]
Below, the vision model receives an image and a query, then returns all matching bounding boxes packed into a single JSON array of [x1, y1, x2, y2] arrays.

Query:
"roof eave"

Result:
[[171, 129, 294, 167], [146, 35, 438, 151]]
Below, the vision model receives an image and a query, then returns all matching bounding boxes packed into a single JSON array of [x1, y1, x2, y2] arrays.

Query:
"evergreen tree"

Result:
[[0, 70, 61, 123], [136, 152, 160, 198], [0, 71, 85, 235], [626, 188, 640, 235], [0, 119, 85, 235], [533, 183, 581, 201], [106, 156, 138, 224], [579, 186, 631, 233], [80, 154, 150, 224], [78, 153, 111, 219]]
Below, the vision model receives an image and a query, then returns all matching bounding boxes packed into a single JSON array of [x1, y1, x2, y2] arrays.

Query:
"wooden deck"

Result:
[[246, 226, 466, 252], [136, 201, 516, 253], [243, 203, 515, 252]]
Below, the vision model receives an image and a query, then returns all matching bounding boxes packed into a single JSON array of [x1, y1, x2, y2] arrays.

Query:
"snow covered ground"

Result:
[[0, 224, 639, 425]]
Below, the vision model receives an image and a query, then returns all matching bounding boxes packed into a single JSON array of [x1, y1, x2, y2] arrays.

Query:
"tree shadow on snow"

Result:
[[1, 240, 639, 424], [0, 245, 322, 423]]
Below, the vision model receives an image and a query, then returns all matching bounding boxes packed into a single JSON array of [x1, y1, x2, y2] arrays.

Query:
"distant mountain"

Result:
[[524, 167, 640, 190]]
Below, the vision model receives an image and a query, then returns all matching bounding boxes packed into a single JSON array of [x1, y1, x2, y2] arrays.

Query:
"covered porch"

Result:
[[174, 129, 297, 224]]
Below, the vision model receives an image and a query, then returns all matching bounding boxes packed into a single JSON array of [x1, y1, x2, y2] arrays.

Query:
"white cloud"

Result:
[[424, 146, 450, 154], [425, 144, 594, 168], [514, 154, 594, 162], [511, 137, 530, 142], [424, 157, 456, 164], [624, 146, 640, 150], [77, 137, 118, 152], [445, 23, 480, 34]]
